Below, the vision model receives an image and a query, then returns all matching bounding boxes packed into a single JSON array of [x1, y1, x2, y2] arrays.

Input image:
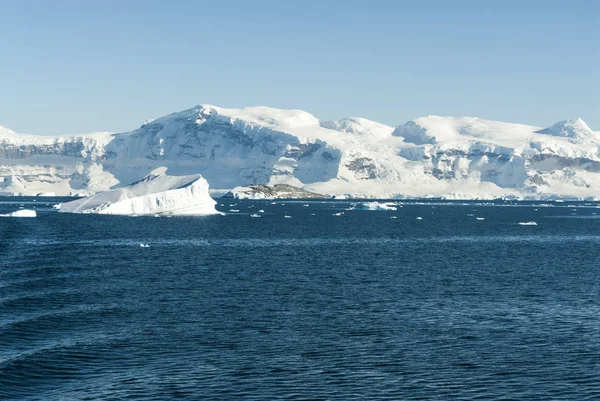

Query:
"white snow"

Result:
[[1, 105, 599, 200], [0, 209, 37, 217], [58, 169, 219, 216]]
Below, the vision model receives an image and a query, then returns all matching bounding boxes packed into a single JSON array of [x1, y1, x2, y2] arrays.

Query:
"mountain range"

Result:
[[1, 104, 599, 199]]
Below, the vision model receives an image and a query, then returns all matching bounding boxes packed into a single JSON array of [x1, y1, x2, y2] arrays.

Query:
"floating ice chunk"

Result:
[[59, 171, 219, 216], [476, 217, 485, 221], [333, 212, 344, 216], [271, 202, 277, 205], [416, 217, 423, 220], [310, 213, 316, 215], [258, 209, 265, 213], [358, 201, 397, 211], [467, 213, 474, 216], [390, 216, 397, 219], [250, 213, 261, 218], [518, 221, 537, 226], [0, 209, 37, 218], [303, 204, 310, 207], [139, 243, 150, 248], [284, 215, 292, 218], [229, 209, 240, 212]]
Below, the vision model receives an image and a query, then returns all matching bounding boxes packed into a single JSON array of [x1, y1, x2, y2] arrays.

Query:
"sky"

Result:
[[0, 0, 598, 134]]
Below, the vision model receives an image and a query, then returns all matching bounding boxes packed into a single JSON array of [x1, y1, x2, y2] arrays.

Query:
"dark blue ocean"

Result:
[[1, 197, 599, 400]]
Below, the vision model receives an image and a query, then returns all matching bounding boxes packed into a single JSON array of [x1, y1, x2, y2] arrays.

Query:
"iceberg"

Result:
[[0, 209, 37, 218], [518, 221, 538, 226], [357, 201, 397, 211], [59, 168, 219, 216]]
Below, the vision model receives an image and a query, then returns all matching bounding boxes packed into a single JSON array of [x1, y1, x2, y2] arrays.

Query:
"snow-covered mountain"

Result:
[[1, 104, 599, 199]]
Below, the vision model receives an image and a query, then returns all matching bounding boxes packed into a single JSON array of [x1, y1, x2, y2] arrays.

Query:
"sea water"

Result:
[[1, 198, 599, 400]]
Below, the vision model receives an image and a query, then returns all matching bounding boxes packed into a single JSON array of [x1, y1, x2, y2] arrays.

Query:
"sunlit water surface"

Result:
[[1, 197, 599, 400]]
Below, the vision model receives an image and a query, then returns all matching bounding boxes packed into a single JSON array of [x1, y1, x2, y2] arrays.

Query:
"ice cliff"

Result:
[[1, 105, 599, 200], [58, 168, 218, 216]]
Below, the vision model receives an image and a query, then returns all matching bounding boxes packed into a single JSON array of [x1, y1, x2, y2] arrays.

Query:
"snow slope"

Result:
[[59, 168, 218, 215], [1, 105, 599, 200]]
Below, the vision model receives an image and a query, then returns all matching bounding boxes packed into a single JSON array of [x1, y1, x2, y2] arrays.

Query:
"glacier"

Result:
[[1, 104, 599, 200], [58, 168, 219, 216]]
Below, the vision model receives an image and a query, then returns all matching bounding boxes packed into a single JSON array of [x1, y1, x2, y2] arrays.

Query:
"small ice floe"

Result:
[[139, 243, 150, 248], [310, 213, 316, 216], [416, 217, 423, 220], [229, 209, 240, 212], [284, 215, 292, 219], [333, 212, 344, 216], [390, 216, 397, 219], [303, 204, 310, 207], [154, 214, 160, 218], [0, 209, 37, 218], [258, 209, 265, 213], [250, 213, 261, 218], [358, 201, 397, 211], [270, 202, 277, 205], [53, 204, 61, 210], [476, 217, 485, 221], [518, 221, 537, 226], [467, 213, 474, 216]]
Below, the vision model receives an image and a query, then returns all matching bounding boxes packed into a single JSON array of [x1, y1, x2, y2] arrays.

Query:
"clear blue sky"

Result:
[[1, 0, 598, 134]]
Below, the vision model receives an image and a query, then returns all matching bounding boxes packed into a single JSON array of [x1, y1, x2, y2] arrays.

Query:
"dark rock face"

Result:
[[223, 184, 329, 199]]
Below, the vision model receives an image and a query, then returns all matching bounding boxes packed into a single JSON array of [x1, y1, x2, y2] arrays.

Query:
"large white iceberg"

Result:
[[59, 169, 219, 216]]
